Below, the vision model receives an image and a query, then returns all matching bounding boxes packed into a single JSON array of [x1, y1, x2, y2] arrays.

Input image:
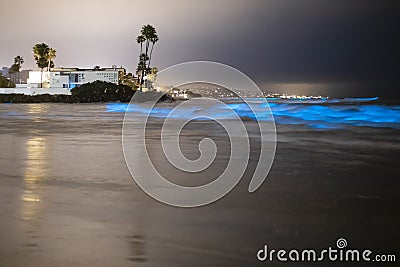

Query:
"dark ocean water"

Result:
[[0, 100, 399, 266]]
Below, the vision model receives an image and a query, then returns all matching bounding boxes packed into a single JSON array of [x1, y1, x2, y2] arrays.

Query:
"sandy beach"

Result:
[[0, 102, 399, 266]]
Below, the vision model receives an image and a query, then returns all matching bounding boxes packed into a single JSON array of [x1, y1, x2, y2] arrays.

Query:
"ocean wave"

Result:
[[106, 98, 400, 130]]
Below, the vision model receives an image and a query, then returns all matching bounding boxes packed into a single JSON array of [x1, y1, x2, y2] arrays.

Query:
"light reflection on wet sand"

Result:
[[21, 137, 47, 217], [20, 105, 50, 224]]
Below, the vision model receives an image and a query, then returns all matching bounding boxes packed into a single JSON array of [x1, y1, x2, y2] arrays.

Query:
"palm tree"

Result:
[[136, 24, 158, 91], [147, 35, 159, 69], [136, 53, 149, 86], [9, 56, 24, 84], [136, 35, 145, 88], [14, 56, 24, 84], [33, 43, 49, 69], [141, 24, 158, 70], [14, 56, 24, 69], [47, 48, 56, 71], [136, 35, 145, 57], [33, 43, 50, 88]]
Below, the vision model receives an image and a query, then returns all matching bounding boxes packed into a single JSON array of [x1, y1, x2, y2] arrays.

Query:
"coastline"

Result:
[[0, 93, 134, 104], [0, 81, 174, 103]]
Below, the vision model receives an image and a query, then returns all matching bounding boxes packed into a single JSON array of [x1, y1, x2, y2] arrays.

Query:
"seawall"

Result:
[[0, 88, 71, 96]]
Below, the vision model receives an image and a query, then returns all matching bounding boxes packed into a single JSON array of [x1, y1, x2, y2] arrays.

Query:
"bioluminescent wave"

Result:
[[107, 97, 400, 129]]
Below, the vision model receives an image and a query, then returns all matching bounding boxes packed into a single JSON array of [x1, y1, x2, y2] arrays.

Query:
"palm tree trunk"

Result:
[[139, 43, 143, 91], [140, 40, 150, 91], [148, 42, 155, 69]]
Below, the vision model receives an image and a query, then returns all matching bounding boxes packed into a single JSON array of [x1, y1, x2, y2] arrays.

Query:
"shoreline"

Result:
[[0, 81, 172, 103], [0, 92, 174, 104], [0, 93, 131, 104]]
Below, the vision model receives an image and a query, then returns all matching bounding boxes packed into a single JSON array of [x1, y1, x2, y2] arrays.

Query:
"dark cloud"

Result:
[[1, 0, 399, 98], [183, 0, 400, 97]]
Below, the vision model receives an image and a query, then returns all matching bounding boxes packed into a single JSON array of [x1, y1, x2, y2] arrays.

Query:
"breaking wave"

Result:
[[107, 97, 400, 130]]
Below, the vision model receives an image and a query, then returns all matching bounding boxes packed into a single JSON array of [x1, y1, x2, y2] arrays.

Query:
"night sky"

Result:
[[1, 0, 399, 98]]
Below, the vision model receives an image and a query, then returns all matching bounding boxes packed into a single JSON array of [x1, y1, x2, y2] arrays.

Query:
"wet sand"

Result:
[[0, 103, 399, 266]]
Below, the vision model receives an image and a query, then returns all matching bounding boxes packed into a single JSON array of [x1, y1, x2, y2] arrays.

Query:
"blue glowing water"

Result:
[[107, 97, 400, 130]]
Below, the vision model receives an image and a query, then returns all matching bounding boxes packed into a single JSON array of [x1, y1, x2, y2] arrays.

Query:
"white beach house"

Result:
[[27, 67, 123, 89]]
